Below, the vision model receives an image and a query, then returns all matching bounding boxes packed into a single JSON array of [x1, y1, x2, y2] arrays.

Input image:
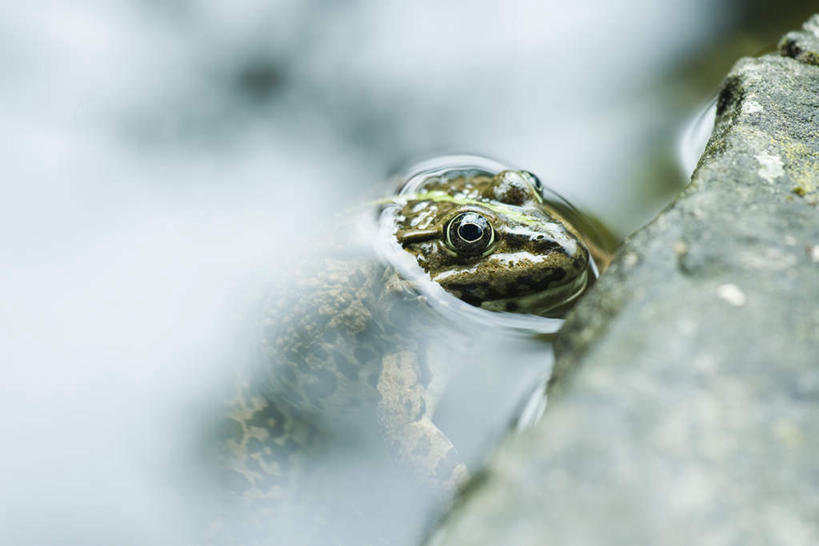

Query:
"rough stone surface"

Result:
[[779, 14, 819, 67], [430, 17, 819, 546]]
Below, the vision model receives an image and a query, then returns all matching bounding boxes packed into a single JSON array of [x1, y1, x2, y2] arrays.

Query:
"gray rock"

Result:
[[430, 16, 819, 546], [779, 14, 819, 67]]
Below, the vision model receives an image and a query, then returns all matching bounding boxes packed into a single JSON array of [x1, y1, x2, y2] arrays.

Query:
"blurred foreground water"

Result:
[[0, 1, 812, 544]]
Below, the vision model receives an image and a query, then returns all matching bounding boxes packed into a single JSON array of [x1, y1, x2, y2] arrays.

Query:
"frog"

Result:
[[389, 166, 613, 316], [211, 156, 614, 544]]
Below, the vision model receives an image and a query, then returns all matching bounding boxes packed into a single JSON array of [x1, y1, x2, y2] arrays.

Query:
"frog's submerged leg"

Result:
[[376, 351, 468, 490], [220, 376, 315, 502]]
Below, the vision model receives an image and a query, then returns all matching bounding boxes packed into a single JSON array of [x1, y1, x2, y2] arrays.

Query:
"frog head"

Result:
[[388, 167, 594, 317]]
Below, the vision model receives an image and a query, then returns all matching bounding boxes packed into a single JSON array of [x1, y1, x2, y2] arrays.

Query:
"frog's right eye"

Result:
[[520, 171, 544, 199], [493, 170, 543, 205], [446, 212, 494, 256]]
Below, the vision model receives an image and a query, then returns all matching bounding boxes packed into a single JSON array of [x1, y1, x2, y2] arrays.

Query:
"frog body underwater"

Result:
[[214, 158, 613, 542]]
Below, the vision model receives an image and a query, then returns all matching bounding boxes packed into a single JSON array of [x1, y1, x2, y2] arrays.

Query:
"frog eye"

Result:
[[521, 171, 544, 196], [446, 212, 495, 256]]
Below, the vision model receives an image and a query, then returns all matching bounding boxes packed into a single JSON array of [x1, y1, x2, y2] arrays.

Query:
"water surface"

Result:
[[0, 1, 811, 544]]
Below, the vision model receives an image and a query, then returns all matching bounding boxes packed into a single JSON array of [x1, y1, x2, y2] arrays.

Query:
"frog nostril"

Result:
[[458, 223, 483, 242]]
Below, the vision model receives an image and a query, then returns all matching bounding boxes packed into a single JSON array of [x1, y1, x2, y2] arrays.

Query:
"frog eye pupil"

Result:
[[447, 212, 494, 256], [458, 223, 483, 242]]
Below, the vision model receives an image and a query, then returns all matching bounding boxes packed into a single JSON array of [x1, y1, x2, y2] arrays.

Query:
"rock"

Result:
[[779, 14, 819, 67], [429, 16, 819, 546]]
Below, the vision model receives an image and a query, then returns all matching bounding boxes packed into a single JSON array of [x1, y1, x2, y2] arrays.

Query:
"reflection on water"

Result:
[[679, 96, 718, 178]]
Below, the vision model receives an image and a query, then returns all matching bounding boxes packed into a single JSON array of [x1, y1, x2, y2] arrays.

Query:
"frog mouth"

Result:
[[477, 268, 591, 316], [427, 245, 593, 317]]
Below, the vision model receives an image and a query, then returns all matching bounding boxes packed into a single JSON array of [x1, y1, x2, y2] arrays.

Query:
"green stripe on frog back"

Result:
[[377, 191, 558, 230]]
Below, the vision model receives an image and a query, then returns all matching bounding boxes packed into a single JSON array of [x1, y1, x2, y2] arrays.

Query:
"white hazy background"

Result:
[[0, 0, 788, 544]]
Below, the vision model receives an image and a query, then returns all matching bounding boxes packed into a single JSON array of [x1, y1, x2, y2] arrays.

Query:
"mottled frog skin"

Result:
[[221, 258, 463, 499], [215, 161, 610, 540], [391, 168, 607, 315]]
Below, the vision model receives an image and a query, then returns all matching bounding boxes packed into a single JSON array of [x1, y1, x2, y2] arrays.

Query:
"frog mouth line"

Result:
[[477, 269, 590, 315]]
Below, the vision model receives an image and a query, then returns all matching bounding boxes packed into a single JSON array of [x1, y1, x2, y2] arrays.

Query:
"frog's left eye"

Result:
[[446, 212, 495, 256]]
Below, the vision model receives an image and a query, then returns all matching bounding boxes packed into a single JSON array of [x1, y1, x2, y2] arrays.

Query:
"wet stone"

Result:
[[430, 15, 819, 546]]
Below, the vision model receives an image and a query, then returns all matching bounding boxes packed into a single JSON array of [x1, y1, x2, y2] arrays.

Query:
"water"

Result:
[[0, 1, 812, 545], [679, 96, 718, 178], [206, 156, 586, 545], [210, 288, 558, 545]]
